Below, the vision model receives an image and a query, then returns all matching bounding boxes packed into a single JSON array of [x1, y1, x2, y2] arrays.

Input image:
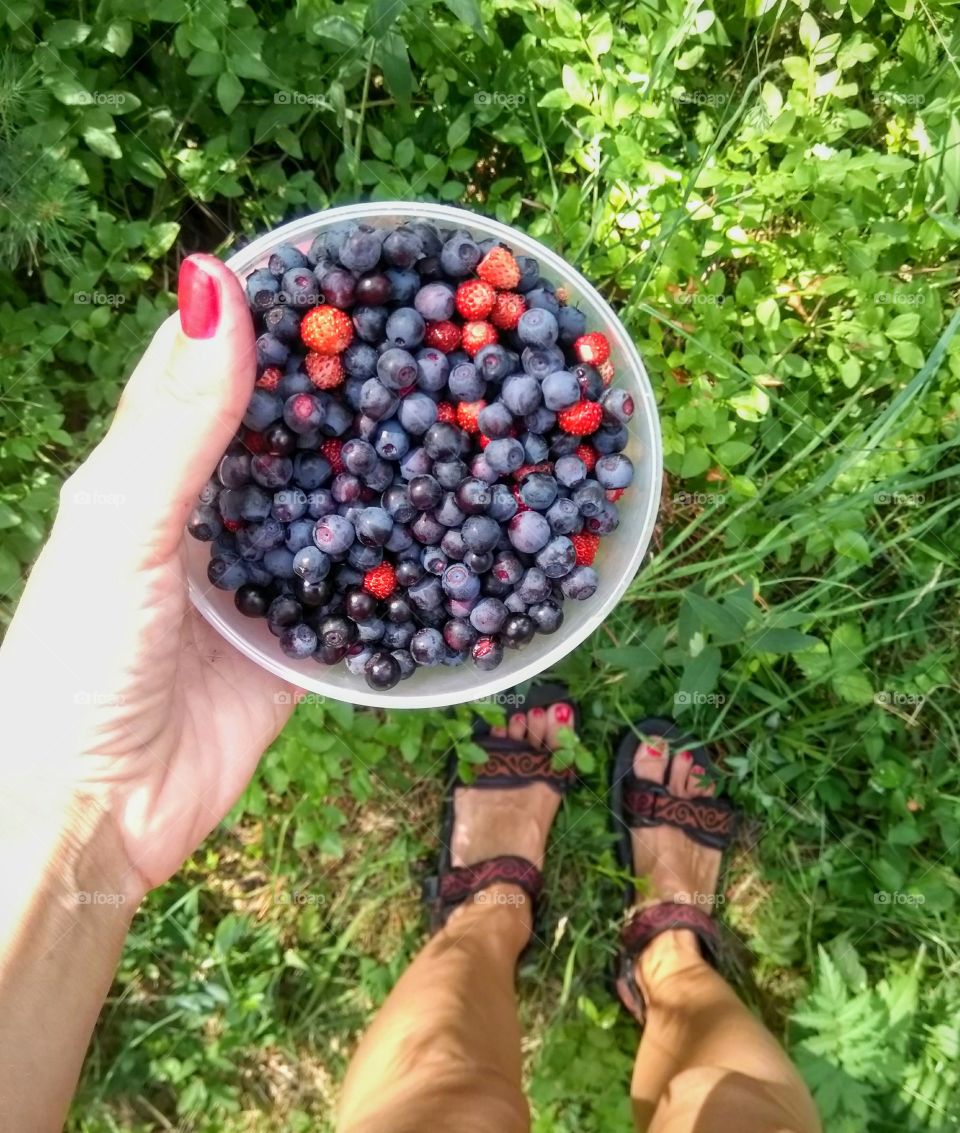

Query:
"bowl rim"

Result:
[[187, 201, 662, 708]]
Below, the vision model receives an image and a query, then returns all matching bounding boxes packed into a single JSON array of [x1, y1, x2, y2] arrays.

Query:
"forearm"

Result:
[[0, 788, 141, 1131]]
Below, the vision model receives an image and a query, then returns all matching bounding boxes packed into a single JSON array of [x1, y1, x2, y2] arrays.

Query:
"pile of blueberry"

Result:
[[188, 220, 636, 692]]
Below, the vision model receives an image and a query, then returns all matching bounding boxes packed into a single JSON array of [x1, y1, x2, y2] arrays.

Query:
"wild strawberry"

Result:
[[512, 485, 529, 513], [436, 402, 456, 424], [242, 429, 267, 454], [461, 320, 498, 357], [606, 488, 625, 502], [557, 400, 603, 435], [223, 518, 244, 532], [320, 437, 344, 474], [363, 562, 396, 599], [256, 366, 282, 391], [571, 532, 600, 566], [301, 306, 353, 353], [573, 332, 610, 366], [598, 359, 615, 386], [425, 320, 461, 352], [455, 279, 496, 320], [490, 291, 525, 330], [478, 433, 492, 449], [477, 246, 521, 289], [513, 461, 553, 481], [305, 352, 344, 389], [456, 399, 486, 432], [575, 444, 598, 472]]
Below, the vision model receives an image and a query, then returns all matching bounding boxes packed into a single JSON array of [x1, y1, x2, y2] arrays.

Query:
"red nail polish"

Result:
[[642, 743, 662, 758], [679, 750, 692, 760], [691, 765, 705, 776], [531, 707, 544, 716], [512, 713, 524, 724], [178, 257, 221, 339], [555, 704, 572, 723]]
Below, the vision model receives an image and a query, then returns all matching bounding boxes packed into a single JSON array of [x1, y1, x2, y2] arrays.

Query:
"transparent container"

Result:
[[185, 202, 662, 709]]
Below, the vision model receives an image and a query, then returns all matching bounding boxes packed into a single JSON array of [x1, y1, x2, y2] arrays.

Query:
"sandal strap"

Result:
[[424, 854, 543, 928], [468, 746, 576, 794], [621, 901, 719, 961], [624, 783, 736, 847]]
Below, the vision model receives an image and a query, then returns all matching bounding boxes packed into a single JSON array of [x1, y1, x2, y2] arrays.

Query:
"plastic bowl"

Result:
[[185, 202, 662, 709]]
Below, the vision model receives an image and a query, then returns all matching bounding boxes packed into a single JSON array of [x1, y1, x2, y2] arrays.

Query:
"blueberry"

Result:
[[508, 510, 551, 553], [488, 483, 519, 522], [440, 231, 481, 277], [294, 576, 332, 606], [574, 363, 604, 400], [382, 226, 423, 268], [318, 267, 356, 309], [251, 454, 294, 489], [515, 256, 540, 292], [525, 407, 557, 435], [294, 545, 331, 582], [246, 268, 280, 309], [395, 558, 425, 588], [484, 437, 525, 475], [584, 500, 619, 535], [561, 565, 599, 600], [491, 552, 524, 585], [557, 305, 587, 345], [535, 536, 576, 578], [444, 618, 478, 652], [306, 488, 336, 518], [411, 627, 446, 666], [521, 432, 550, 463], [595, 453, 634, 489], [271, 488, 305, 523], [279, 623, 318, 659], [409, 474, 443, 511], [365, 460, 394, 492], [263, 305, 302, 343], [448, 362, 486, 401], [474, 343, 514, 382], [411, 511, 446, 545], [342, 438, 378, 478], [464, 549, 495, 574], [356, 616, 387, 644], [307, 225, 352, 267], [436, 492, 466, 528], [392, 649, 417, 679], [423, 422, 463, 461], [555, 455, 587, 488], [331, 473, 362, 504], [477, 401, 513, 439], [381, 484, 414, 523], [187, 504, 223, 541], [441, 527, 468, 560], [314, 642, 348, 666], [521, 345, 565, 380], [551, 433, 580, 457], [422, 545, 449, 575], [520, 473, 559, 511], [410, 221, 443, 256], [593, 424, 629, 454], [281, 266, 320, 309], [339, 225, 383, 272], [517, 307, 559, 348], [345, 646, 374, 676], [524, 286, 560, 315], [386, 307, 426, 349], [283, 393, 325, 435], [461, 515, 500, 553], [320, 615, 358, 650], [365, 650, 402, 690], [264, 547, 296, 578], [472, 636, 504, 671], [375, 347, 418, 392], [353, 305, 389, 343], [351, 271, 389, 304], [314, 514, 354, 555], [442, 562, 482, 601], [501, 614, 535, 648], [546, 496, 581, 534], [408, 574, 444, 611], [348, 543, 383, 570], [454, 477, 491, 515], [572, 480, 606, 516], [235, 583, 270, 617], [385, 268, 419, 304], [415, 347, 450, 392], [469, 597, 508, 635], [541, 369, 580, 411], [414, 281, 456, 322], [278, 370, 313, 399], [263, 421, 297, 457], [398, 392, 438, 435], [355, 506, 394, 547], [385, 593, 414, 623], [198, 478, 220, 506], [529, 600, 563, 634], [386, 522, 413, 553], [504, 592, 527, 614], [470, 453, 499, 484], [433, 459, 468, 490], [373, 419, 409, 461], [517, 567, 551, 604], [267, 595, 303, 635], [218, 450, 251, 489], [360, 379, 399, 422], [257, 333, 290, 369], [293, 453, 333, 491], [502, 373, 542, 416]]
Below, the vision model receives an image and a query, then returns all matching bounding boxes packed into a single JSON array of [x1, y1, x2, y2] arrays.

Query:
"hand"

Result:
[[0, 255, 296, 897]]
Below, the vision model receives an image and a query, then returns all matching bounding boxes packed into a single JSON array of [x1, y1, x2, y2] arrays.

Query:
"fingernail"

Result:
[[554, 704, 572, 723], [642, 743, 662, 758], [178, 257, 221, 339]]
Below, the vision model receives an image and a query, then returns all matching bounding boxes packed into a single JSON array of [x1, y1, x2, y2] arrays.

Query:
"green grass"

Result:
[[1, 0, 960, 1130]]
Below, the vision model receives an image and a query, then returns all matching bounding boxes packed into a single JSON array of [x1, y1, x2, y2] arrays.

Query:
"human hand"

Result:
[[0, 255, 296, 897]]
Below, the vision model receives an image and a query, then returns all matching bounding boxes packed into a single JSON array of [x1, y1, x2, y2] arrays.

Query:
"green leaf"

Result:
[[366, 0, 407, 37], [715, 440, 753, 467], [895, 340, 926, 368], [313, 16, 362, 48], [216, 72, 244, 115], [443, 0, 485, 35], [143, 222, 181, 259], [748, 628, 821, 654], [446, 111, 471, 151], [683, 591, 745, 644], [834, 529, 871, 563], [756, 296, 781, 330], [377, 33, 414, 105], [82, 126, 122, 160], [102, 20, 133, 56], [885, 312, 920, 339], [680, 446, 710, 477], [941, 115, 960, 213], [677, 644, 722, 707], [366, 125, 393, 161], [832, 669, 875, 705], [561, 65, 592, 108], [48, 77, 92, 106], [47, 19, 91, 47], [393, 136, 415, 168], [799, 12, 820, 50]]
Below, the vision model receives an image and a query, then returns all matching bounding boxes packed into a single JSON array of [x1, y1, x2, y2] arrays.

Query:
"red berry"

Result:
[[478, 433, 492, 449], [575, 444, 598, 472], [513, 461, 554, 482], [456, 399, 486, 433], [490, 291, 526, 330], [455, 279, 496, 320], [511, 485, 529, 513], [305, 352, 344, 389], [436, 402, 456, 424], [598, 359, 615, 386], [425, 320, 462, 352], [256, 366, 282, 391], [606, 488, 625, 502], [320, 437, 344, 474], [301, 306, 353, 353], [557, 400, 603, 436], [573, 332, 611, 366], [363, 562, 396, 600], [223, 518, 244, 532], [242, 429, 267, 454], [461, 320, 498, 357], [571, 532, 600, 566], [477, 247, 521, 289]]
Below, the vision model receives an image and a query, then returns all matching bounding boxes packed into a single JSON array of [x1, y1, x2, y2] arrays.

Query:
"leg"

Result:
[[625, 737, 821, 1133], [337, 702, 572, 1133]]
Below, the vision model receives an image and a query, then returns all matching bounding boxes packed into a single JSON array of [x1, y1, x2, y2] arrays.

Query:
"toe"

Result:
[[490, 724, 507, 739], [632, 735, 668, 785], [544, 701, 575, 748], [669, 745, 694, 795], [527, 705, 548, 748], [507, 711, 528, 743], [688, 761, 716, 798]]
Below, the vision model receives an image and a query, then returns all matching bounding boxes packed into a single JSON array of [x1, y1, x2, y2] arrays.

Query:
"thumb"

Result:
[[73, 254, 257, 564]]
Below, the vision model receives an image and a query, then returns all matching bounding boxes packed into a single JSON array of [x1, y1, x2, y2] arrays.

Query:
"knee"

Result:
[[648, 1066, 820, 1133]]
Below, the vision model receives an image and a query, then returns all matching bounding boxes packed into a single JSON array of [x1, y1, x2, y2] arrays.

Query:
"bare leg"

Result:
[[626, 737, 821, 1133], [337, 702, 573, 1133]]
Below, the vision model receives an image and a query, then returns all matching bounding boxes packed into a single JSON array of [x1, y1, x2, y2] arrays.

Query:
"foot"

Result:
[[627, 734, 724, 994]]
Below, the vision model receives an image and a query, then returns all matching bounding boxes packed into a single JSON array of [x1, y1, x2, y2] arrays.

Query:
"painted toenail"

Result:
[[679, 750, 692, 760], [531, 707, 544, 717], [642, 743, 662, 758], [691, 765, 705, 776], [554, 704, 572, 723], [512, 713, 524, 724]]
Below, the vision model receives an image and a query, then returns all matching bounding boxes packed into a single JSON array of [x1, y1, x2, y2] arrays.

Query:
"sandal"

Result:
[[422, 682, 578, 937], [610, 716, 738, 1023]]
